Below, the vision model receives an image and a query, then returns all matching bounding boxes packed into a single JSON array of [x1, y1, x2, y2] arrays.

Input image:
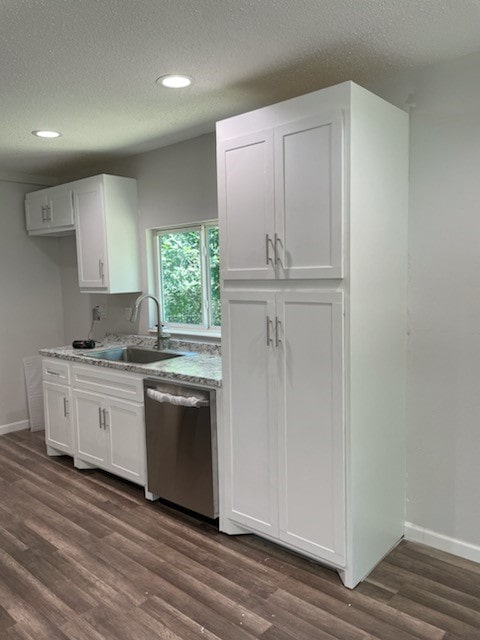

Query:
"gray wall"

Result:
[[0, 180, 64, 430], [370, 49, 480, 550]]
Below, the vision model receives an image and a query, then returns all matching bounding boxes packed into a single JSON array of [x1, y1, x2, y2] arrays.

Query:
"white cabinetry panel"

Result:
[[222, 291, 278, 535], [73, 386, 146, 486], [71, 366, 146, 486], [276, 291, 345, 564], [25, 190, 47, 232], [49, 186, 75, 229], [73, 175, 140, 293], [43, 381, 73, 454], [218, 131, 275, 280], [218, 111, 343, 280], [222, 289, 345, 565], [217, 81, 408, 588], [107, 398, 145, 484], [43, 358, 73, 456], [74, 389, 108, 466], [275, 113, 343, 278], [74, 179, 108, 290], [25, 185, 74, 235], [43, 358, 149, 491]]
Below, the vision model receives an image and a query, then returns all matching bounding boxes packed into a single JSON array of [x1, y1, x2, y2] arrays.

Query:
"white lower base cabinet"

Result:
[[44, 381, 73, 455], [73, 388, 146, 486], [221, 290, 345, 567], [43, 362, 152, 498], [43, 359, 74, 456]]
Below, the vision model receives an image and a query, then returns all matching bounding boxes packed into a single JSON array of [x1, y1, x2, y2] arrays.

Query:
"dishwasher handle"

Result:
[[146, 387, 209, 408]]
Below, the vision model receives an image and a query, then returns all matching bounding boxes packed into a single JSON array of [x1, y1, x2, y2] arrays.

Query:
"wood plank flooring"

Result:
[[0, 430, 479, 640]]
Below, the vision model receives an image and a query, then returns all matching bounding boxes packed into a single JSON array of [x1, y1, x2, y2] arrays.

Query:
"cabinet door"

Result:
[[44, 381, 73, 454], [276, 291, 345, 565], [48, 186, 74, 229], [274, 112, 343, 279], [74, 178, 109, 290], [25, 191, 48, 231], [218, 131, 275, 280], [73, 389, 107, 466], [106, 398, 145, 485], [222, 290, 278, 535]]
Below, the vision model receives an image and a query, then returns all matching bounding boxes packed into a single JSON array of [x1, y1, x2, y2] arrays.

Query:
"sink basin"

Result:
[[84, 346, 186, 364]]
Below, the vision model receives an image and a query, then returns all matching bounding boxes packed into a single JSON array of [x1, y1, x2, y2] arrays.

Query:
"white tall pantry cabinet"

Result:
[[217, 81, 408, 588]]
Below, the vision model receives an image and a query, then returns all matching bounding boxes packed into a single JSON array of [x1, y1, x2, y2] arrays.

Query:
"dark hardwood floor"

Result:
[[0, 430, 479, 640]]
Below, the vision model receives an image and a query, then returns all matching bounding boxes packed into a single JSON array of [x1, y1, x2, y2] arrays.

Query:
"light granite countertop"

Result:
[[40, 334, 222, 388]]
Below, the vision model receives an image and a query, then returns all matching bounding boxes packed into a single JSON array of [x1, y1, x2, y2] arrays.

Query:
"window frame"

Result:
[[152, 219, 220, 336]]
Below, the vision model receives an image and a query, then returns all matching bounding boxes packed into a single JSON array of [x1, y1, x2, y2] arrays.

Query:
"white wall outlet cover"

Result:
[[93, 305, 107, 321]]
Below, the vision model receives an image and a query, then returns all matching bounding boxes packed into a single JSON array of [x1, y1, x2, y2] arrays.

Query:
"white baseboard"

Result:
[[405, 522, 480, 565], [0, 420, 30, 436]]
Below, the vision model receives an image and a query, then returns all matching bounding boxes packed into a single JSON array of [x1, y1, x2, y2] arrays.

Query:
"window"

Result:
[[154, 221, 220, 332]]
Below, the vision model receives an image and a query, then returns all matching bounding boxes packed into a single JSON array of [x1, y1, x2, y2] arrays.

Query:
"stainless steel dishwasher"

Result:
[[143, 379, 218, 518]]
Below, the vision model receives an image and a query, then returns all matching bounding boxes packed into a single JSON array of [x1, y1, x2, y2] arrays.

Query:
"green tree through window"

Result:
[[156, 223, 220, 330], [208, 226, 220, 326]]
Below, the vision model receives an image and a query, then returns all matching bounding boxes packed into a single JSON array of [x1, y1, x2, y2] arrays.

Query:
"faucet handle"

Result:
[[155, 323, 171, 341]]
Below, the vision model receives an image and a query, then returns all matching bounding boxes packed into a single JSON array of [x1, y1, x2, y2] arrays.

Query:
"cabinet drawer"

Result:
[[42, 359, 70, 385], [71, 365, 144, 402]]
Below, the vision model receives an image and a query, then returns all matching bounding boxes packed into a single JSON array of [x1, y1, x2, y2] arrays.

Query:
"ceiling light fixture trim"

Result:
[[156, 74, 192, 88], [32, 130, 62, 138]]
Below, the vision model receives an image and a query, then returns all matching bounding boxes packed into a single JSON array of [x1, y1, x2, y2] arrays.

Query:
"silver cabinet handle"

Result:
[[265, 234, 276, 267], [42, 205, 52, 222], [98, 407, 104, 429], [46, 370, 60, 376], [98, 259, 104, 282], [63, 397, 69, 418], [266, 316, 273, 347], [275, 316, 282, 348], [274, 233, 282, 266], [103, 408, 108, 429]]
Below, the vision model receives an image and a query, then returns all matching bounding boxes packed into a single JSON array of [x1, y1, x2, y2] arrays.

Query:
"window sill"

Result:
[[149, 327, 221, 343]]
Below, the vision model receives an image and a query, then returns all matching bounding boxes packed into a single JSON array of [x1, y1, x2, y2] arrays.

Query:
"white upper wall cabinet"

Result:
[[25, 184, 75, 235], [74, 179, 108, 290], [74, 175, 140, 293], [217, 109, 343, 280], [26, 174, 141, 294]]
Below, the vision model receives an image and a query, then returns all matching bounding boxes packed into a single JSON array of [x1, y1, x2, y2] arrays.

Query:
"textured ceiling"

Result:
[[2, 0, 480, 178]]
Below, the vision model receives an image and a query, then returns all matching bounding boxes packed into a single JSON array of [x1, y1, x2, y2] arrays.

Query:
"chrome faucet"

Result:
[[130, 294, 165, 349]]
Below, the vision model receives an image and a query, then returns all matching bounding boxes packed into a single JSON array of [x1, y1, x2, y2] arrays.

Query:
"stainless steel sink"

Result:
[[84, 346, 186, 364]]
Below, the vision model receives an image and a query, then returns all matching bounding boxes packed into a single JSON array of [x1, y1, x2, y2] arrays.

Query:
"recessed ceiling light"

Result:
[[156, 74, 192, 88], [32, 130, 62, 138]]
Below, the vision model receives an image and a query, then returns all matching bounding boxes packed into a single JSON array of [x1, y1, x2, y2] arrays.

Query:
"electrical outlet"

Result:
[[125, 307, 133, 321], [92, 305, 107, 322]]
